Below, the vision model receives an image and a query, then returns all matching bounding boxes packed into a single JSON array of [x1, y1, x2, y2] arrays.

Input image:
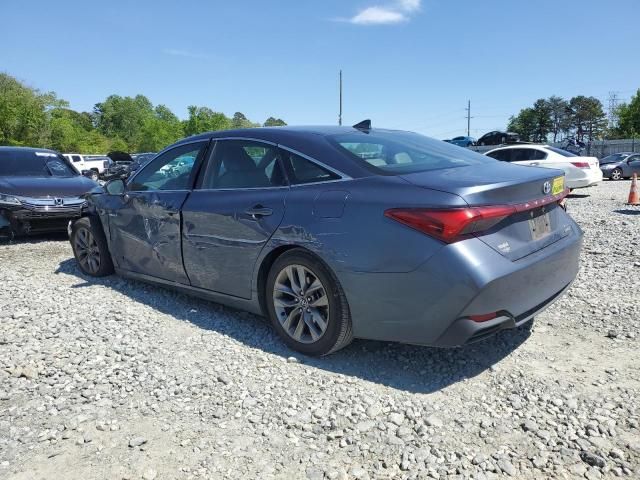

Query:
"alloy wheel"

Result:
[[272, 264, 329, 344], [74, 227, 101, 274], [611, 168, 622, 180]]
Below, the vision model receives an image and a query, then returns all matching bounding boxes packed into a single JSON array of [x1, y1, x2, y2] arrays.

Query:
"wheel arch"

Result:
[[255, 244, 329, 316]]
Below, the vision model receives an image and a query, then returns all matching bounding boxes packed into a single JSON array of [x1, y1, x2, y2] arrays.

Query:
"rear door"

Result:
[[107, 141, 209, 283], [181, 139, 288, 298]]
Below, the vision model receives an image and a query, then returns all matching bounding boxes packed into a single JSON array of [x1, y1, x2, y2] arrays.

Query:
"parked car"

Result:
[[63, 153, 111, 180], [69, 124, 582, 356], [0, 147, 97, 237], [599, 152, 640, 180], [477, 131, 519, 146], [485, 145, 602, 189], [445, 136, 476, 147], [103, 151, 135, 179]]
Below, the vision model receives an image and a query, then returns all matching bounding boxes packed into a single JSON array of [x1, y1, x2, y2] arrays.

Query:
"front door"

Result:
[[182, 139, 288, 298], [107, 141, 209, 284]]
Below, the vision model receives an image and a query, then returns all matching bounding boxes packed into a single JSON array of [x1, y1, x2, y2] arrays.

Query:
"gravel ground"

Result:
[[1, 179, 639, 480]]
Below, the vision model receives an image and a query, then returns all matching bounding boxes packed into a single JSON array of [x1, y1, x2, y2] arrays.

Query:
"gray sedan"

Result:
[[600, 152, 640, 180], [68, 123, 583, 356]]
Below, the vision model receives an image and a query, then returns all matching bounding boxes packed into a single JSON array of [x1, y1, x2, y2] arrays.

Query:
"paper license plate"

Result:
[[552, 177, 564, 195]]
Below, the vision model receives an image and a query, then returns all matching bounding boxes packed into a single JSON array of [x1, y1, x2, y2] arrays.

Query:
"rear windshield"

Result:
[[0, 150, 77, 177], [545, 146, 578, 157], [329, 131, 493, 174]]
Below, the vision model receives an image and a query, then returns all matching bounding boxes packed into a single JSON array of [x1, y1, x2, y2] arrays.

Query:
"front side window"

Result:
[[201, 140, 286, 189], [281, 150, 340, 184], [330, 131, 492, 175], [129, 142, 206, 191]]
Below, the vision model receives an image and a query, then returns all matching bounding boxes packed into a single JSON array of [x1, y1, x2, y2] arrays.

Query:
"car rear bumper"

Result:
[[567, 168, 602, 188], [337, 217, 583, 347]]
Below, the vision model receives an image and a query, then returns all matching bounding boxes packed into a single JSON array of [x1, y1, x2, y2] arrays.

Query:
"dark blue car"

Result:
[[69, 124, 582, 355]]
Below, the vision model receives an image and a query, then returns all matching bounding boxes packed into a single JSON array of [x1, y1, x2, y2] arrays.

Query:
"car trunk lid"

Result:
[[399, 163, 573, 260]]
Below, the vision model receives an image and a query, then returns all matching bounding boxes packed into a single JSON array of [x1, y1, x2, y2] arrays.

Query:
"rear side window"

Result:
[[486, 150, 510, 162], [330, 131, 492, 175], [281, 150, 339, 185]]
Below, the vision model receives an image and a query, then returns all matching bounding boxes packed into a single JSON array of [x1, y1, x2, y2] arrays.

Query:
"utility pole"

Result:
[[607, 91, 619, 129], [338, 70, 343, 126], [465, 100, 471, 137]]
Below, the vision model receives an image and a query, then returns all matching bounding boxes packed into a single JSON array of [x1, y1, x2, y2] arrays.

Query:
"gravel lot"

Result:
[[1, 180, 639, 480]]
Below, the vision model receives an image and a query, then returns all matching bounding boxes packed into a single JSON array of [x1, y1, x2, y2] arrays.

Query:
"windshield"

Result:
[[545, 146, 578, 157], [330, 130, 493, 174], [600, 154, 626, 164], [0, 150, 77, 177]]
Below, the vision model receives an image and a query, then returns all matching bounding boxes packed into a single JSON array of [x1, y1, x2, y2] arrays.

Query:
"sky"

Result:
[[1, 0, 639, 139]]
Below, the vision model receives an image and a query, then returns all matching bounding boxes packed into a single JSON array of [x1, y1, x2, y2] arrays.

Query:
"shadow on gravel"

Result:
[[614, 209, 640, 216], [0, 232, 68, 244], [567, 193, 590, 199], [55, 258, 531, 394]]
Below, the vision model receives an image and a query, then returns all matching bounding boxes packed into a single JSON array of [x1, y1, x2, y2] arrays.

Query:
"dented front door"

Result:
[[108, 191, 189, 284]]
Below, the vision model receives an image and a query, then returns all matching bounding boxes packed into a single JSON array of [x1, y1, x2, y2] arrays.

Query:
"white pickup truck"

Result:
[[63, 154, 112, 180]]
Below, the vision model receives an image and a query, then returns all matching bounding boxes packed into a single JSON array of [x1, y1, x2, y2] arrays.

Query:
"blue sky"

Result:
[[1, 0, 639, 139]]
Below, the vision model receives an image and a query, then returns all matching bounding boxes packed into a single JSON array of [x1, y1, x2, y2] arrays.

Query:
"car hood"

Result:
[[0, 176, 98, 197], [400, 162, 564, 205]]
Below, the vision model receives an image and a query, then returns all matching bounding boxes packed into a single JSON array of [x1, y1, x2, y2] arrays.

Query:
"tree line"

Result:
[[506, 90, 640, 143], [0, 73, 287, 154]]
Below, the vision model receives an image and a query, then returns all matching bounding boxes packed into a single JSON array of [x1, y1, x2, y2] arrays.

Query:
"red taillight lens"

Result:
[[570, 162, 590, 169], [384, 205, 515, 243], [385, 188, 569, 243]]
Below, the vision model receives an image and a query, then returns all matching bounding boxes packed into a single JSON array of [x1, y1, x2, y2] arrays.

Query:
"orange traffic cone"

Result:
[[628, 173, 639, 205]]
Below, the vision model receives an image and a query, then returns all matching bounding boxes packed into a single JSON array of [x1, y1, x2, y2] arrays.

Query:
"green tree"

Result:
[[231, 111, 259, 129], [0, 73, 65, 146], [93, 94, 155, 150], [568, 96, 607, 142], [615, 89, 640, 138], [263, 117, 287, 127], [183, 106, 232, 136], [547, 96, 571, 142], [138, 105, 184, 152], [507, 108, 537, 142]]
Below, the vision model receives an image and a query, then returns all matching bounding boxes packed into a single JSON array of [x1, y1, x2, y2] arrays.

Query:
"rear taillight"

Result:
[[385, 205, 515, 243], [571, 162, 590, 169], [385, 188, 569, 243], [103, 161, 109, 168]]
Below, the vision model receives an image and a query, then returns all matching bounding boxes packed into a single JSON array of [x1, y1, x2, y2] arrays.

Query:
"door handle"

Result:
[[245, 205, 273, 219]]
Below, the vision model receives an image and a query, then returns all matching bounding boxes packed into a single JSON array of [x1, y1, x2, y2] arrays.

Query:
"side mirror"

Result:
[[104, 178, 126, 195]]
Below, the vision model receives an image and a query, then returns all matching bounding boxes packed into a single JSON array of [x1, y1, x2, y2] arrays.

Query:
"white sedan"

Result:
[[485, 145, 602, 189]]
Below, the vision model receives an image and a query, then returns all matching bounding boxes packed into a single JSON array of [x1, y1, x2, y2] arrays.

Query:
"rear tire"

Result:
[[266, 249, 353, 356], [70, 217, 114, 277], [90, 170, 99, 181], [610, 168, 623, 181]]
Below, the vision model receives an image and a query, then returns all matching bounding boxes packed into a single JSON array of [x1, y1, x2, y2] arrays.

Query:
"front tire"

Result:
[[610, 168, 623, 180], [266, 249, 353, 356], [90, 170, 99, 181], [70, 217, 114, 277]]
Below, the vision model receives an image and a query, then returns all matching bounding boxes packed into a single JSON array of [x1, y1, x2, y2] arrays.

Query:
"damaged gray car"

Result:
[[69, 124, 583, 355]]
